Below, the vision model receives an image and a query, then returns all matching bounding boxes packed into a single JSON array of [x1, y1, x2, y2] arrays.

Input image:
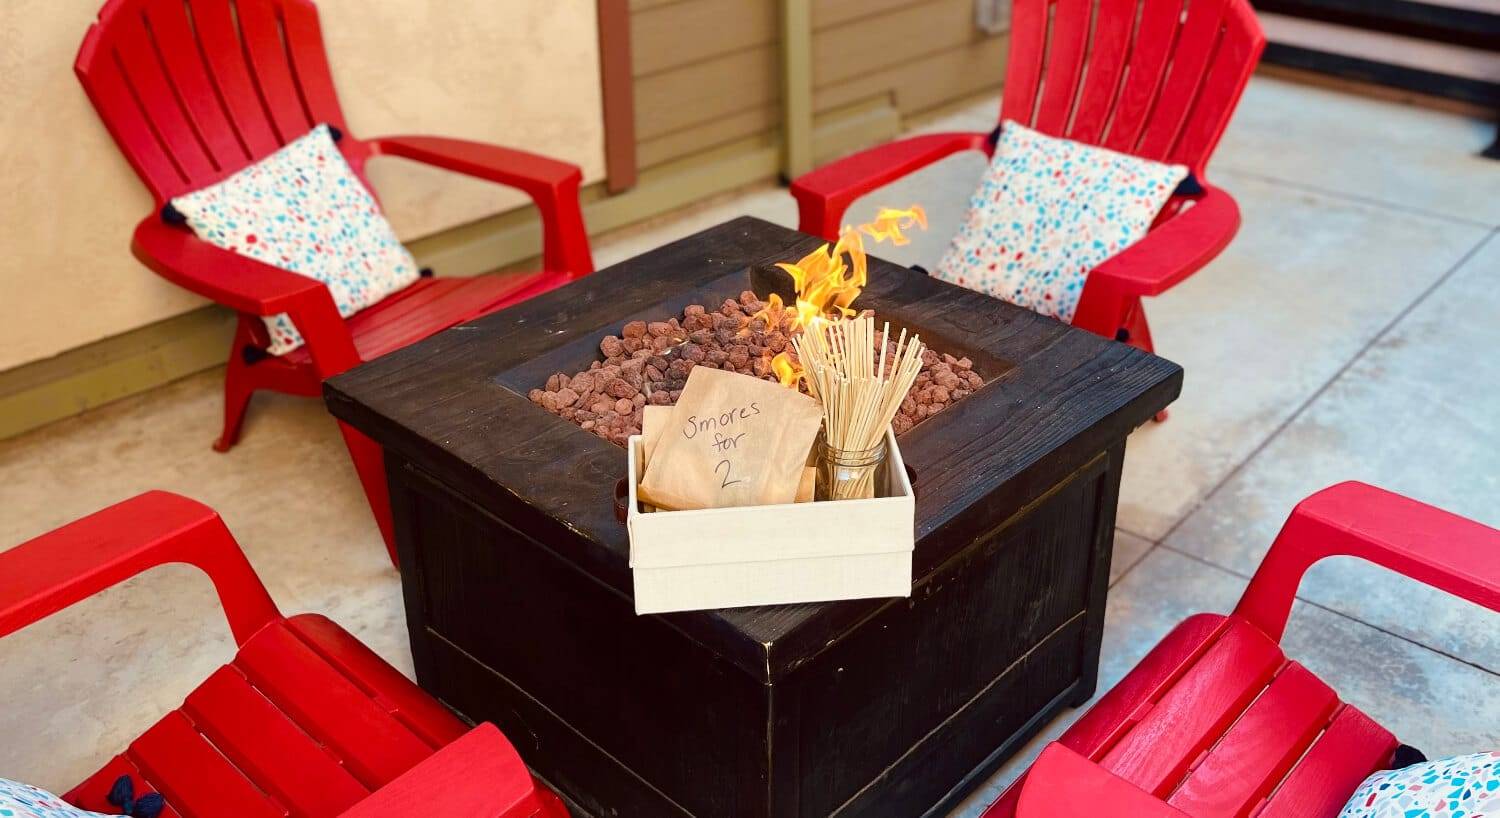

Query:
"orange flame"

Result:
[[859, 205, 928, 246], [771, 353, 799, 386], [755, 205, 928, 386]]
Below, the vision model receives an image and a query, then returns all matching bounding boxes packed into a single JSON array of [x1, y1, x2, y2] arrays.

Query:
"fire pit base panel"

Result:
[[325, 217, 1182, 818]]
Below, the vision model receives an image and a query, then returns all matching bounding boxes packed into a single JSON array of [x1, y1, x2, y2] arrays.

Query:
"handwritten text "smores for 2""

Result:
[[681, 402, 762, 489]]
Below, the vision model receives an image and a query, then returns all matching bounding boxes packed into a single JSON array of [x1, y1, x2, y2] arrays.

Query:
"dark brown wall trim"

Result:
[[597, 0, 638, 193]]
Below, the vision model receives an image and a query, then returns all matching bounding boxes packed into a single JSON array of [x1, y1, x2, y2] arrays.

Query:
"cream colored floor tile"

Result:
[[1115, 170, 1491, 539], [1215, 76, 1500, 226], [1110, 529, 1154, 586]]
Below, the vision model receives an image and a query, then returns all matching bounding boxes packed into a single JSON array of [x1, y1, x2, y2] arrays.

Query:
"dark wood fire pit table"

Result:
[[324, 217, 1181, 818]]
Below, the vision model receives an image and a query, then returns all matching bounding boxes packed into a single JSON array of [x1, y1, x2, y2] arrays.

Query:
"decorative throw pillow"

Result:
[[932, 121, 1188, 323], [0, 777, 112, 817], [169, 124, 419, 355], [1338, 752, 1500, 817]]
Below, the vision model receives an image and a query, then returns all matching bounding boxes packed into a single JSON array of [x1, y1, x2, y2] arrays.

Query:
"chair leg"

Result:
[[1119, 301, 1169, 423], [338, 421, 398, 567], [213, 354, 256, 452], [1121, 301, 1155, 354]]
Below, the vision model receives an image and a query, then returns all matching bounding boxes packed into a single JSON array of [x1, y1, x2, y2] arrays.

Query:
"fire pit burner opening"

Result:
[[527, 290, 990, 447]]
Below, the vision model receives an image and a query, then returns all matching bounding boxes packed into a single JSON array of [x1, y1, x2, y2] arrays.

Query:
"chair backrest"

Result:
[[1000, 0, 1265, 173], [75, 0, 364, 205]]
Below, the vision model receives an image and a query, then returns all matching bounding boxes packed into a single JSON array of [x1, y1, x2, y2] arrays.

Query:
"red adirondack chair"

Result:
[[0, 491, 570, 817], [791, 0, 1265, 387], [75, 0, 596, 562], [983, 481, 1500, 818]]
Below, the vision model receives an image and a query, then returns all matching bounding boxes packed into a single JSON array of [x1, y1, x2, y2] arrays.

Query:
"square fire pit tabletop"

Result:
[[325, 217, 1182, 817]]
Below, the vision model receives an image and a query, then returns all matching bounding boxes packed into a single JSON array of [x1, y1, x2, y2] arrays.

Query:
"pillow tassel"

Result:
[[106, 774, 165, 818]]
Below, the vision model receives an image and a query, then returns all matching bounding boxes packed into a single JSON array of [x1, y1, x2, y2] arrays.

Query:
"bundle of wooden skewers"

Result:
[[793, 315, 926, 500]]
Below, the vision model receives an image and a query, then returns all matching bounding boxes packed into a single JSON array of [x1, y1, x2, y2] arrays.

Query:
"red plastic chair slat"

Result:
[[137, 0, 251, 171], [1259, 706, 1397, 818], [1136, 0, 1233, 162], [184, 666, 371, 817], [1102, 0, 1183, 154], [1064, 613, 1231, 759], [287, 614, 469, 749], [129, 711, 287, 818], [181, 0, 283, 160], [109, 14, 222, 184], [1033, 0, 1093, 134], [278, 0, 346, 128], [999, 0, 1050, 126], [1101, 620, 1284, 796], [232, 0, 314, 142], [1065, 0, 1138, 145], [79, 56, 188, 199], [66, 755, 184, 818], [1171, 6, 1264, 165], [1165, 662, 1338, 817], [234, 623, 434, 787]]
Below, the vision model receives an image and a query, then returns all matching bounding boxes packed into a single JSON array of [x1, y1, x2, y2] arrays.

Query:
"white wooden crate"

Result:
[[626, 428, 914, 614]]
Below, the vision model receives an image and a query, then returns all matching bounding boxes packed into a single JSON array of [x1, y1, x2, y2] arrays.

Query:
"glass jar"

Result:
[[815, 433, 888, 501]]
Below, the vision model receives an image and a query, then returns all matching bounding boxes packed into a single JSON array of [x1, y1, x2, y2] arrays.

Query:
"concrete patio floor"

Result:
[[2, 75, 1496, 813]]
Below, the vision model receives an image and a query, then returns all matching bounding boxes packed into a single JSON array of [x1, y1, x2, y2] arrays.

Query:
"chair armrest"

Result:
[[1017, 744, 1191, 818], [368, 135, 594, 277], [1087, 182, 1241, 298], [133, 218, 361, 377], [133, 218, 329, 316], [0, 491, 280, 646], [790, 131, 992, 240], [339, 723, 542, 817], [1234, 481, 1500, 642]]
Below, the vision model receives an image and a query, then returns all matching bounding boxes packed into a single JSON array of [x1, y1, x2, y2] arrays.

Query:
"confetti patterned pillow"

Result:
[[0, 777, 112, 817], [1339, 752, 1500, 818], [170, 124, 419, 355], [932, 121, 1187, 323]]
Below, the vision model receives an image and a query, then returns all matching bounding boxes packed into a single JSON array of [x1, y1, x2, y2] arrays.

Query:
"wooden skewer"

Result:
[[795, 315, 925, 499]]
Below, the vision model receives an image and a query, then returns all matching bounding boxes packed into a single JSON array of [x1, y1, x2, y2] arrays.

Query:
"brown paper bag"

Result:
[[642, 403, 813, 507], [637, 405, 674, 513], [795, 465, 816, 503], [638, 367, 822, 510], [640, 404, 673, 466]]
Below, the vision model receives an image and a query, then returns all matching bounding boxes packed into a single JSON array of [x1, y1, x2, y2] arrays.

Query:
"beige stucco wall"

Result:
[[0, 1, 606, 373]]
